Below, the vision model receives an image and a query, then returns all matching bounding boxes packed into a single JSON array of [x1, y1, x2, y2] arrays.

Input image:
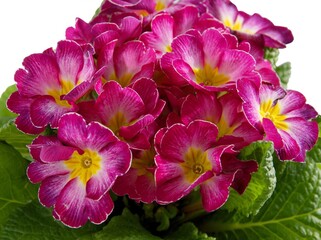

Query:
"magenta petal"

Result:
[[29, 135, 60, 162], [30, 95, 75, 128], [27, 161, 69, 183], [173, 6, 199, 36], [40, 145, 77, 163], [16, 54, 60, 97], [86, 193, 114, 224], [171, 34, 204, 69], [277, 129, 300, 161], [135, 174, 157, 203], [86, 141, 131, 200], [155, 156, 191, 204], [200, 173, 234, 212], [181, 92, 222, 125], [278, 90, 306, 115], [119, 114, 154, 140], [207, 145, 235, 173], [237, 79, 262, 130], [56, 40, 84, 85], [262, 118, 283, 149], [285, 118, 318, 162], [54, 178, 87, 228], [112, 169, 140, 200], [96, 81, 145, 127], [7, 92, 45, 134], [38, 174, 69, 207], [202, 28, 227, 67], [131, 78, 158, 113]]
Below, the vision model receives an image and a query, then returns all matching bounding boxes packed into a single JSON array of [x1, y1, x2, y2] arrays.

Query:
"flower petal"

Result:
[[86, 141, 131, 200], [86, 193, 114, 225], [200, 173, 234, 212], [54, 178, 87, 228], [38, 174, 69, 207]]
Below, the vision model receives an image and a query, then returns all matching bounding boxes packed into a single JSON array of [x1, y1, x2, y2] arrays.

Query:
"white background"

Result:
[[0, 0, 320, 113]]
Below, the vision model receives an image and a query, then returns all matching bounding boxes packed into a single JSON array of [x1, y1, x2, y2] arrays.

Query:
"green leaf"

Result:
[[0, 120, 34, 161], [0, 85, 17, 126], [198, 157, 321, 239], [264, 48, 279, 67], [0, 201, 101, 240], [275, 62, 291, 88], [223, 141, 277, 216], [0, 142, 37, 227], [82, 209, 162, 240], [165, 222, 215, 240]]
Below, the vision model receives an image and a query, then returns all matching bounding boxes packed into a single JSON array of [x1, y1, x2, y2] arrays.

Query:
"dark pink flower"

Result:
[[237, 79, 319, 162], [27, 113, 132, 228], [206, 0, 294, 48], [155, 120, 258, 211], [161, 28, 257, 90], [7, 40, 99, 133]]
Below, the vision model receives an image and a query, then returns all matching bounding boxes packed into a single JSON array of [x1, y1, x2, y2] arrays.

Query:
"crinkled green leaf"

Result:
[[264, 48, 279, 67], [81, 209, 161, 240], [0, 85, 17, 126], [0, 142, 37, 227], [223, 141, 277, 216], [0, 201, 101, 240], [275, 62, 291, 87], [198, 153, 321, 239], [0, 120, 34, 161], [165, 222, 215, 240]]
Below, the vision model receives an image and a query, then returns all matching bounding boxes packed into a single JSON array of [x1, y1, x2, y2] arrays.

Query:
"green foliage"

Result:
[[0, 85, 17, 126], [165, 222, 215, 240], [0, 120, 34, 161], [197, 142, 321, 239], [223, 141, 277, 216], [0, 142, 37, 230], [0, 201, 100, 240], [81, 209, 162, 240], [275, 62, 291, 87]]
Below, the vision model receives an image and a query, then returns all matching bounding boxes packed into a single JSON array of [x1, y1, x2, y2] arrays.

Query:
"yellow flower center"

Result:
[[109, 72, 133, 87], [155, 0, 166, 11], [108, 111, 128, 135], [216, 116, 237, 139], [223, 18, 254, 34], [181, 147, 212, 183], [47, 80, 75, 107], [194, 64, 230, 87], [64, 149, 101, 185], [131, 148, 156, 176], [260, 100, 288, 130], [223, 18, 242, 31]]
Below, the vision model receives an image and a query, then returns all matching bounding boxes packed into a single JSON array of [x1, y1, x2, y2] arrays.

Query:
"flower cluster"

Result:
[[7, 0, 318, 228]]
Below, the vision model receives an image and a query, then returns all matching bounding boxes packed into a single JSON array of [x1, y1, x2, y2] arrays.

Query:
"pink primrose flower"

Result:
[[160, 28, 257, 91], [155, 120, 258, 211], [27, 113, 132, 228], [181, 91, 263, 149], [112, 147, 157, 203], [139, 7, 200, 57], [92, 78, 165, 149], [206, 0, 294, 48], [237, 79, 319, 162], [7, 40, 98, 133], [99, 0, 205, 23], [96, 40, 156, 88]]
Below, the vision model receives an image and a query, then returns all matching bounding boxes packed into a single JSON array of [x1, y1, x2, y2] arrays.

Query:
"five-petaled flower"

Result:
[[27, 113, 132, 227]]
